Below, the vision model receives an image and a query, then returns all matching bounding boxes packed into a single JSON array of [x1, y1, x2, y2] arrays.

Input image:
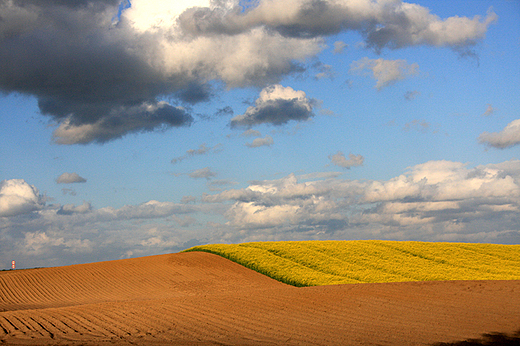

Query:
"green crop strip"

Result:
[[183, 240, 520, 287]]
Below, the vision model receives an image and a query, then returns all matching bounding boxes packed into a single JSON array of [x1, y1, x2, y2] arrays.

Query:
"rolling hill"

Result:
[[1, 241, 519, 345]]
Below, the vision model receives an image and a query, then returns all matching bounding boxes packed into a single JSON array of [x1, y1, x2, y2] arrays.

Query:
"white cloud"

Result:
[[57, 202, 92, 215], [240, 129, 262, 137], [329, 152, 364, 169], [177, 0, 496, 51], [56, 172, 87, 184], [160, 26, 322, 88], [355, 160, 520, 238], [478, 119, 520, 149], [202, 159, 520, 243], [214, 174, 346, 230], [1, 0, 495, 144], [231, 85, 316, 127], [23, 231, 93, 255], [246, 135, 274, 148], [140, 235, 180, 248], [3, 159, 520, 268], [1, 196, 207, 267], [171, 143, 222, 164], [333, 41, 348, 54], [189, 167, 218, 180], [122, 0, 211, 33], [350, 58, 419, 90], [0, 179, 44, 217], [96, 200, 199, 220]]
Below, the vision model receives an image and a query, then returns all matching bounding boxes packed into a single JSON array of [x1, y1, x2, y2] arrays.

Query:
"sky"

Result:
[[1, 0, 519, 269]]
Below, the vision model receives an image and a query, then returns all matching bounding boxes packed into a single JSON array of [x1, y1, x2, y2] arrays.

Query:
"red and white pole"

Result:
[[11, 260, 15, 269]]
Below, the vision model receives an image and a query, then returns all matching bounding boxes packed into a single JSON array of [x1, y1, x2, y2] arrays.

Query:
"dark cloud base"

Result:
[[0, 0, 496, 143]]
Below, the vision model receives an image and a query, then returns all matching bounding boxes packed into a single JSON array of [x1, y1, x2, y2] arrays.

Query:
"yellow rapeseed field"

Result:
[[183, 240, 520, 287]]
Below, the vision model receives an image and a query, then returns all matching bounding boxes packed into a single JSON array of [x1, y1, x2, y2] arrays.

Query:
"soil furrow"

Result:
[[0, 316, 16, 335], [168, 296, 298, 344], [3, 314, 32, 334], [20, 273, 46, 304], [112, 307, 164, 335], [81, 307, 134, 337], [66, 308, 114, 337], [0, 277, 23, 306], [26, 316, 54, 338], [52, 312, 93, 335], [153, 303, 227, 341], [33, 312, 68, 338], [101, 307, 143, 334], [0, 278, 15, 306]]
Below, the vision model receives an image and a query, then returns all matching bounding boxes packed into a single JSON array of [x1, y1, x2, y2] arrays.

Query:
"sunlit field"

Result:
[[184, 240, 520, 287]]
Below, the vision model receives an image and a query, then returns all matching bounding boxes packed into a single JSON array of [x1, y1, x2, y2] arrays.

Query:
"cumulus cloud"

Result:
[[0, 176, 216, 267], [171, 143, 222, 164], [333, 41, 348, 54], [0, 0, 195, 145], [189, 167, 218, 180], [478, 119, 520, 149], [3, 159, 520, 267], [0, 0, 495, 144], [0, 0, 319, 144], [202, 174, 349, 231], [57, 202, 92, 215], [329, 151, 364, 169], [0, 196, 206, 267], [52, 102, 193, 145], [350, 58, 419, 90], [246, 135, 274, 148], [0, 179, 44, 217], [357, 160, 520, 232], [240, 129, 262, 137], [200, 159, 520, 243], [231, 85, 316, 127], [23, 231, 93, 256], [95, 200, 198, 220], [177, 0, 496, 51], [56, 172, 87, 184]]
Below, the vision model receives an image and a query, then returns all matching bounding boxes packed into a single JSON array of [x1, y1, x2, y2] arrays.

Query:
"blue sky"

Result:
[[1, 0, 519, 269]]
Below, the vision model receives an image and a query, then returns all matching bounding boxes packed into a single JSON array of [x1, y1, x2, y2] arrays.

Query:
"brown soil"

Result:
[[1, 252, 519, 345]]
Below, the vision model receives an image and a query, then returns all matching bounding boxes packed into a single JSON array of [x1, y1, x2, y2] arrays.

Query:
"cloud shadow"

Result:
[[431, 330, 520, 346]]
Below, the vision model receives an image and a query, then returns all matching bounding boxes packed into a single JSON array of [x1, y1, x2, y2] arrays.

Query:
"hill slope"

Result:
[[0, 250, 519, 345], [184, 240, 520, 286], [0, 251, 284, 312]]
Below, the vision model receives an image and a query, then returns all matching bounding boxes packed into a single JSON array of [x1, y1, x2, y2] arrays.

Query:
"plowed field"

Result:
[[1, 252, 519, 345]]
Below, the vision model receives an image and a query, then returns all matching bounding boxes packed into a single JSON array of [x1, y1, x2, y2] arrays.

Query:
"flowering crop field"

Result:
[[184, 240, 520, 287]]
